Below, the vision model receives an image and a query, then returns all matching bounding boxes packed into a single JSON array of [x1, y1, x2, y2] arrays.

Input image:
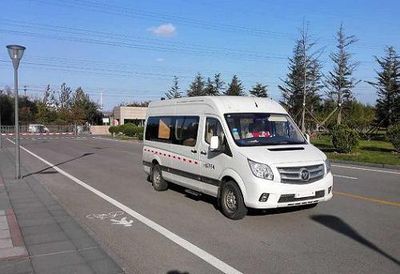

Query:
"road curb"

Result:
[[0, 209, 28, 261], [93, 136, 142, 144], [330, 159, 400, 170]]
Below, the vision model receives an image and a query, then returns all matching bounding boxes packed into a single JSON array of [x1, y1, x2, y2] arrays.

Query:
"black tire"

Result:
[[220, 181, 247, 220], [151, 164, 168, 191]]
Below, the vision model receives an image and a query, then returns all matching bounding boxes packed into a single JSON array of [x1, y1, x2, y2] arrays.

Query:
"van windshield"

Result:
[[224, 113, 306, 146]]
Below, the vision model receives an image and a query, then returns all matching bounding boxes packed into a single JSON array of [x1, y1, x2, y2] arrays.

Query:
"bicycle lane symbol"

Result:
[[86, 211, 134, 227]]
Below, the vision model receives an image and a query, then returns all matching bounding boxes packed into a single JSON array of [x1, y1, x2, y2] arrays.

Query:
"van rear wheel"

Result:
[[151, 164, 168, 191], [220, 181, 247, 220]]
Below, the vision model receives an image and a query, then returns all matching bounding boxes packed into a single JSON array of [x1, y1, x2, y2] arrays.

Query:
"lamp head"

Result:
[[6, 45, 26, 69]]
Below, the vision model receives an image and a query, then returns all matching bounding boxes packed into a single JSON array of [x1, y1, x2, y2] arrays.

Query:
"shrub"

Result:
[[134, 126, 144, 136], [387, 124, 400, 152], [331, 124, 359, 153], [122, 123, 137, 137], [108, 126, 118, 135]]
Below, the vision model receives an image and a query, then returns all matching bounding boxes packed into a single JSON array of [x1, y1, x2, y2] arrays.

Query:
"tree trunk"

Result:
[[337, 107, 342, 125]]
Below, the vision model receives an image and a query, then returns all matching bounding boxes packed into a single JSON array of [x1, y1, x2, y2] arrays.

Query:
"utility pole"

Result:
[[24, 85, 27, 97], [100, 91, 103, 110]]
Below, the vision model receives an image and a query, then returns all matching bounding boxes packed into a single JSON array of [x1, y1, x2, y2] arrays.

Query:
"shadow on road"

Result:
[[311, 214, 400, 266], [247, 204, 316, 216], [167, 182, 317, 216], [22, 152, 95, 178], [167, 183, 220, 211]]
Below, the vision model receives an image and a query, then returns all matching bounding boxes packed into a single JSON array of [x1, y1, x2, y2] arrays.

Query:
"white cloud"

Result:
[[148, 23, 176, 37]]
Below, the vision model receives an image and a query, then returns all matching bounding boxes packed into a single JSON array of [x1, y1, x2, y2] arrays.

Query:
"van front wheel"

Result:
[[151, 164, 168, 191], [220, 181, 247, 220]]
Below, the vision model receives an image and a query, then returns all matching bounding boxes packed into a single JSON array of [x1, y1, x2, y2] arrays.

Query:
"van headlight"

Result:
[[248, 159, 274, 180], [324, 159, 331, 174]]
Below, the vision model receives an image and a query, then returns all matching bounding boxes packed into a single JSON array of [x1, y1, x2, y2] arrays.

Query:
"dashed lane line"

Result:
[[332, 164, 400, 175], [334, 191, 400, 207], [333, 174, 358, 180], [6, 138, 241, 274]]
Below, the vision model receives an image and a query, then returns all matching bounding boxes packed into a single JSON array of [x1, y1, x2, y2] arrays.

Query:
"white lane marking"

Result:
[[333, 174, 358, 180], [332, 164, 400, 175], [86, 211, 125, 220], [7, 138, 241, 274], [110, 217, 133, 227]]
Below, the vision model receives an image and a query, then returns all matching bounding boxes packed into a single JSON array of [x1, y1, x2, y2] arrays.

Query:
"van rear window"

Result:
[[145, 116, 199, 147]]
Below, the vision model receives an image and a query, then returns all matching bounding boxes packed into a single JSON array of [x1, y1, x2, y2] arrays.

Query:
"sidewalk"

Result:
[[0, 145, 123, 273]]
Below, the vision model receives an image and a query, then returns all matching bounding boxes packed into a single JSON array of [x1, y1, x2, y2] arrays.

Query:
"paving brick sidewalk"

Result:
[[0, 147, 123, 273]]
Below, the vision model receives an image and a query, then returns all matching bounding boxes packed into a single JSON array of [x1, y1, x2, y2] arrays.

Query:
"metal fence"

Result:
[[0, 125, 77, 134]]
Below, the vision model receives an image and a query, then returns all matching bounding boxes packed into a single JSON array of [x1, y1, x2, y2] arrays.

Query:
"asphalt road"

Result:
[[4, 136, 400, 273]]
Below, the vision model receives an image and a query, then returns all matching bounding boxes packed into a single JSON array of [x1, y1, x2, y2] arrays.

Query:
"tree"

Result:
[[345, 101, 375, 134], [325, 24, 360, 125], [187, 73, 205, 97], [224, 75, 245, 96], [35, 85, 58, 123], [58, 83, 72, 110], [165, 76, 182, 99], [0, 92, 14, 125], [368, 46, 400, 127], [71, 87, 102, 125], [125, 101, 150, 107], [203, 77, 216, 96], [19, 97, 37, 124], [71, 87, 88, 124], [213, 73, 225, 95], [249, 83, 268, 97], [279, 25, 323, 130], [58, 83, 73, 123]]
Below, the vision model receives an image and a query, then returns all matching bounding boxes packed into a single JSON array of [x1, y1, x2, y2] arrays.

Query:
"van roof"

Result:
[[148, 96, 287, 115]]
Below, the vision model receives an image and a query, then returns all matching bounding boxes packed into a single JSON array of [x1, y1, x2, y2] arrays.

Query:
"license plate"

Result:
[[295, 191, 315, 198]]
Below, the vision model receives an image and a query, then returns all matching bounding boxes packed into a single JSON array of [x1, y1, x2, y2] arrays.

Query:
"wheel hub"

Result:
[[225, 190, 237, 211]]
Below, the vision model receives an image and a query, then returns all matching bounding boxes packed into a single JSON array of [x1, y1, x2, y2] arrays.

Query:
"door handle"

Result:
[[191, 149, 197, 153], [200, 151, 207, 155]]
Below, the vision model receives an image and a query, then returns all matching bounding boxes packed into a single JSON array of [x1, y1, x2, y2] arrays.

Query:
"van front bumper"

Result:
[[244, 172, 333, 209]]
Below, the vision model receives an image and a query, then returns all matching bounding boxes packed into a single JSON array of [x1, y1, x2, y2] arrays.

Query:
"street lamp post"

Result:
[[6, 45, 25, 179]]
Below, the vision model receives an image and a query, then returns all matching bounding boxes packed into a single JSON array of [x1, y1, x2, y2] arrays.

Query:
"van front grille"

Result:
[[278, 164, 324, 184]]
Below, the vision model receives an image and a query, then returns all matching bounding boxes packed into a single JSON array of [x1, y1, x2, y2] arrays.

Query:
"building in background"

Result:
[[112, 106, 147, 126]]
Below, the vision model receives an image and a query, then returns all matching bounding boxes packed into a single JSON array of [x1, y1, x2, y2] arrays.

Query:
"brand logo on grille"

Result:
[[300, 168, 310, 181]]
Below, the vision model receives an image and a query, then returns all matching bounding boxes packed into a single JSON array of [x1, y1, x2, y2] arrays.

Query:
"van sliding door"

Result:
[[165, 116, 201, 191]]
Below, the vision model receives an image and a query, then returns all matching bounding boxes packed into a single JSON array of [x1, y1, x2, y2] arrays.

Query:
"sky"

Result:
[[1, 0, 399, 111]]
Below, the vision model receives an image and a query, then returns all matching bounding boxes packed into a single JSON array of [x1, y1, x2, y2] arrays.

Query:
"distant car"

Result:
[[28, 124, 49, 133]]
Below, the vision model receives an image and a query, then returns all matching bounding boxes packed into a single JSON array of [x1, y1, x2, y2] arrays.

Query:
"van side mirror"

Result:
[[304, 133, 310, 143], [210, 136, 220, 151]]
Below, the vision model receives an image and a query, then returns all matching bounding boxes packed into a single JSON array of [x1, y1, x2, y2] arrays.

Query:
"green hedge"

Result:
[[108, 124, 144, 138], [387, 124, 400, 152], [108, 126, 118, 135], [331, 124, 359, 153]]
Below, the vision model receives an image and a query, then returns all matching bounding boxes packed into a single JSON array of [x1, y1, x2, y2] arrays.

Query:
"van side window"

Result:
[[158, 117, 172, 140], [145, 116, 199, 146], [205, 118, 232, 156], [173, 116, 199, 147], [145, 117, 160, 141], [205, 118, 224, 144]]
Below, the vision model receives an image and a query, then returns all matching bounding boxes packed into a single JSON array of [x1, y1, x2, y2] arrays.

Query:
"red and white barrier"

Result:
[[1, 132, 75, 136]]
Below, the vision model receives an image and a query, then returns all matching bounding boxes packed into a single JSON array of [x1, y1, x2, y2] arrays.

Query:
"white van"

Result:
[[28, 124, 49, 133], [142, 96, 333, 219]]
